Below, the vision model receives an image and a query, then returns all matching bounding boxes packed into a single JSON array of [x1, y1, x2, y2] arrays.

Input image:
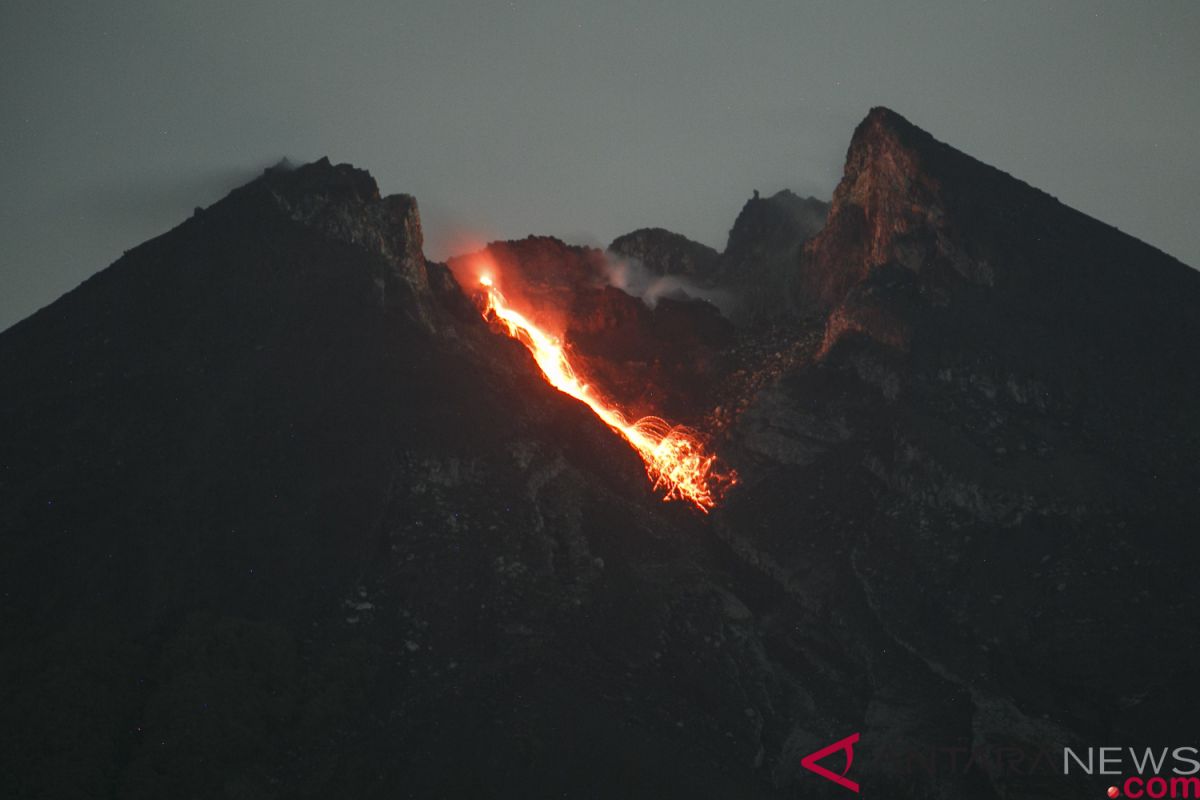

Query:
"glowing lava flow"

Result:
[[477, 274, 735, 512]]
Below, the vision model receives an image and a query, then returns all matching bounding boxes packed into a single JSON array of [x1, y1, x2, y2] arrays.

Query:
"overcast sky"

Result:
[[2, 1, 1198, 331]]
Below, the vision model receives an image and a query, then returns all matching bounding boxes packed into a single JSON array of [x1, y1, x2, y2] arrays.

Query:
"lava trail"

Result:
[[477, 275, 735, 512]]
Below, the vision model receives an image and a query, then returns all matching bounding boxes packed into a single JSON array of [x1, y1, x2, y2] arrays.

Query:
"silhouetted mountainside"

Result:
[[0, 161, 778, 799], [719, 190, 829, 316], [2, 110, 1199, 799]]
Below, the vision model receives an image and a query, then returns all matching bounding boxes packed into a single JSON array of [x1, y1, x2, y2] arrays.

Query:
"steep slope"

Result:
[[718, 190, 829, 320], [0, 161, 795, 799], [805, 107, 1200, 484], [718, 108, 1200, 797]]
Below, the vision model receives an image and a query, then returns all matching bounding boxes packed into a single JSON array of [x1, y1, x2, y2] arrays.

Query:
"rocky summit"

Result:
[[2, 108, 1198, 799]]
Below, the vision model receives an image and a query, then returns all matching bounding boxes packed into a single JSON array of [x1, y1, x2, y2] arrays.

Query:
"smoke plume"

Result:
[[602, 256, 734, 315]]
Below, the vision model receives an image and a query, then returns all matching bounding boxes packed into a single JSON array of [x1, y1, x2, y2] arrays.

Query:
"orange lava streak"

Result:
[[477, 274, 735, 512]]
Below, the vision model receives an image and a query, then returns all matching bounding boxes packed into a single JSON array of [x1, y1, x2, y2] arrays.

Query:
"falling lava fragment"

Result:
[[476, 274, 736, 512]]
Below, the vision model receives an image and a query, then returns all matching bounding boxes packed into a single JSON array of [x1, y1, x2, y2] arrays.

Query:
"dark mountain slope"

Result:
[[3, 107, 1199, 800], [716, 108, 1200, 797], [0, 161, 796, 799]]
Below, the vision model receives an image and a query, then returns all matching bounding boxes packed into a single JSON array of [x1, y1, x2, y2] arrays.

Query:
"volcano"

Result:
[[2, 109, 1198, 799]]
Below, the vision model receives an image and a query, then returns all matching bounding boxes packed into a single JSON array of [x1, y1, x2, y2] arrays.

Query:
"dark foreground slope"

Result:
[[2, 108, 1199, 800]]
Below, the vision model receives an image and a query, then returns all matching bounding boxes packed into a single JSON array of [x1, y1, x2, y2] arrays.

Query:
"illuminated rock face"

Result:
[[3, 111, 1200, 799], [803, 107, 1200, 359], [449, 236, 735, 423]]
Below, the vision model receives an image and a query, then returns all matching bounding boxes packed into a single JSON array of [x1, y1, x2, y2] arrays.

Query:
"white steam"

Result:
[[603, 256, 734, 315]]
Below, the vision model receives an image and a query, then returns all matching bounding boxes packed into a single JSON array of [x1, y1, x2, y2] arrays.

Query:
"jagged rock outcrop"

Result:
[[802, 108, 1200, 479], [446, 234, 608, 327], [722, 190, 828, 277], [607, 227, 720, 280], [804, 107, 1200, 357], [253, 157, 434, 322], [606, 191, 828, 323], [716, 190, 828, 320]]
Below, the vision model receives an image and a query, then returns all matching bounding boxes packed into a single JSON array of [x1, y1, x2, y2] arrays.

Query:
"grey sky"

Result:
[[2, 1, 1198, 331]]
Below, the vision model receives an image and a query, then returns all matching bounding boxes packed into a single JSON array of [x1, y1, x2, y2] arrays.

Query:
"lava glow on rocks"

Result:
[[477, 274, 735, 512]]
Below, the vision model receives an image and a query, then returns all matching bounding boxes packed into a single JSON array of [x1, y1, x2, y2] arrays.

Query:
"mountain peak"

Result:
[[258, 156, 383, 206], [859, 105, 918, 136], [798, 107, 1200, 405], [5, 107, 1200, 800], [725, 189, 827, 255], [849, 106, 940, 159], [799, 106, 1068, 316], [606, 228, 720, 280], [226, 158, 429, 301]]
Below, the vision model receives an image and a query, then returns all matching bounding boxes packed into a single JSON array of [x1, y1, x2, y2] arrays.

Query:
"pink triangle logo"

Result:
[[800, 732, 860, 793]]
